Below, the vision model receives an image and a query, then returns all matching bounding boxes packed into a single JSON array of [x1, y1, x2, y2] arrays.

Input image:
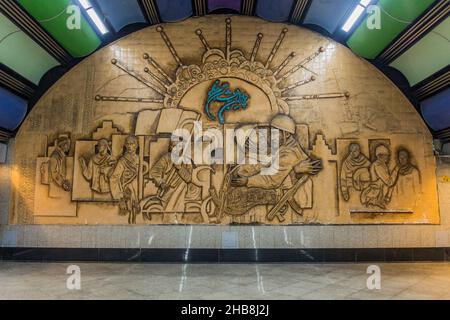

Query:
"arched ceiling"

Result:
[[0, 0, 449, 142]]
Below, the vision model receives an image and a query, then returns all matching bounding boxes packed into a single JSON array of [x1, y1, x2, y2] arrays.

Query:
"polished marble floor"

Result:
[[0, 262, 449, 300]]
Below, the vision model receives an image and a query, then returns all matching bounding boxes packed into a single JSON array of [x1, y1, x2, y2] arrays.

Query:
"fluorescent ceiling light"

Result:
[[78, 0, 92, 9], [360, 0, 372, 7], [86, 8, 109, 35], [342, 4, 365, 32]]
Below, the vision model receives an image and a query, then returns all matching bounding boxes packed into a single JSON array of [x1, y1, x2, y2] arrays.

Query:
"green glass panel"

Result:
[[18, 0, 101, 57], [347, 0, 435, 59], [0, 13, 59, 85], [390, 17, 450, 86]]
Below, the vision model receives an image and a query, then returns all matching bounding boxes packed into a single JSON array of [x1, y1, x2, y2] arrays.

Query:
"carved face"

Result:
[[378, 153, 390, 164], [279, 131, 291, 146], [349, 143, 361, 159], [60, 141, 70, 154], [398, 150, 409, 166], [125, 138, 137, 154], [98, 142, 108, 155]]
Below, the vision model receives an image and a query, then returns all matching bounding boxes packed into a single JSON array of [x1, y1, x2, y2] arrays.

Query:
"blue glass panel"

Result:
[[303, 0, 359, 34], [421, 88, 450, 131], [96, 0, 146, 32], [156, 0, 193, 22], [255, 0, 294, 22], [0, 87, 27, 131], [208, 0, 241, 12]]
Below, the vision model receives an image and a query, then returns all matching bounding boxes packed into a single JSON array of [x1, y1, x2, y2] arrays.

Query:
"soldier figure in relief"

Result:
[[229, 114, 322, 215]]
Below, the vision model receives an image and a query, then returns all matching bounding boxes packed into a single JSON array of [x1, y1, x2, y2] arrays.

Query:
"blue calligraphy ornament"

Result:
[[204, 80, 249, 124]]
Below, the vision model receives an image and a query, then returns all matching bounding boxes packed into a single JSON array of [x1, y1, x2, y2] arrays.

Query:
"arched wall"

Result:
[[6, 16, 440, 226]]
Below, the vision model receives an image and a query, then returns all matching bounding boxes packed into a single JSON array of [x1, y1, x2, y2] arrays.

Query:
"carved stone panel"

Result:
[[11, 16, 439, 225]]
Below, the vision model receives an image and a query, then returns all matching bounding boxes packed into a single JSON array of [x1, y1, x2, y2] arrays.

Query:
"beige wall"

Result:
[[2, 15, 443, 226]]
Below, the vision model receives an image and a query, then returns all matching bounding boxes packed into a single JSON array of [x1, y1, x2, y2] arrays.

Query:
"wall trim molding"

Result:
[[1, 247, 449, 263]]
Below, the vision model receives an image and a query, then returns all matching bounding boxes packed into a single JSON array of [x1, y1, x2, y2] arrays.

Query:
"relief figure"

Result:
[[393, 148, 421, 198], [110, 136, 140, 224], [361, 145, 399, 209], [79, 139, 116, 193], [340, 143, 371, 201], [49, 136, 72, 192], [149, 142, 196, 213], [221, 114, 322, 221]]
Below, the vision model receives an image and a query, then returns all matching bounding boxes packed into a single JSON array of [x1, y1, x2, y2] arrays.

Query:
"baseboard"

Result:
[[1, 247, 449, 263]]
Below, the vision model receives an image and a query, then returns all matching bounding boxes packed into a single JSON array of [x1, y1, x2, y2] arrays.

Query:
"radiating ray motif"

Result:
[[143, 53, 174, 84], [265, 28, 288, 69], [196, 29, 211, 51], [96, 18, 350, 111], [156, 25, 183, 68], [251, 33, 263, 63]]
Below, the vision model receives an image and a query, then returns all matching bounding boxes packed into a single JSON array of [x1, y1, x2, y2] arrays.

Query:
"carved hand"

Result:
[[119, 201, 128, 211], [158, 181, 170, 192], [295, 159, 322, 176], [231, 175, 248, 187]]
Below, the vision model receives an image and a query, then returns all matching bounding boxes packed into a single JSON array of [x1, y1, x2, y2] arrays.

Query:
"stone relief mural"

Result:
[[11, 16, 439, 225]]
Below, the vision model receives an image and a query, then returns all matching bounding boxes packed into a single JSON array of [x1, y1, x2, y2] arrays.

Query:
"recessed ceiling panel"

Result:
[[208, 0, 241, 12], [347, 0, 435, 59], [0, 87, 27, 131], [390, 17, 450, 86], [0, 13, 59, 85], [421, 88, 450, 131], [303, 0, 359, 34], [96, 0, 146, 32], [18, 0, 102, 58], [255, 0, 294, 22], [156, 0, 193, 22]]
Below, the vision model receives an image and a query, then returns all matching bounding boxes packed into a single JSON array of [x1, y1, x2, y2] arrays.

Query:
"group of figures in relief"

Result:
[[42, 112, 325, 224], [42, 112, 421, 225], [340, 142, 421, 209], [35, 18, 425, 224]]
